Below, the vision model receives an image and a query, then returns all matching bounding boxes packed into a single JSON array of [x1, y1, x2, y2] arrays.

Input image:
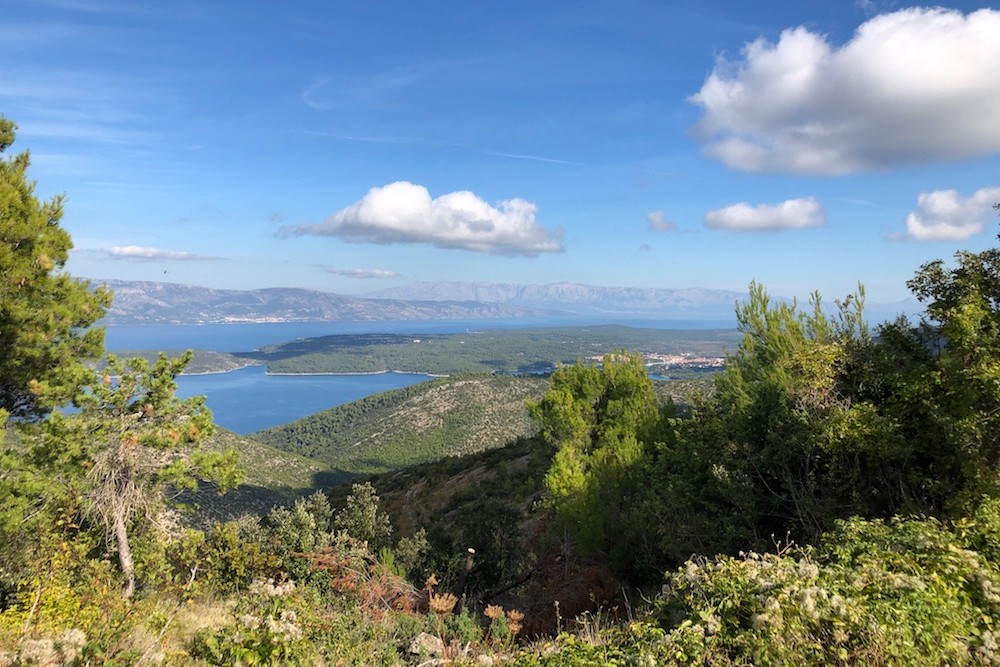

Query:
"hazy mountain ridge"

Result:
[[367, 280, 748, 317], [98, 278, 920, 326], [98, 279, 557, 325], [368, 280, 922, 323]]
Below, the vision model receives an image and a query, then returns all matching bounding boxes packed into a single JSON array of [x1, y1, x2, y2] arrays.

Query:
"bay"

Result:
[[104, 317, 736, 434], [173, 365, 429, 435], [105, 320, 512, 435]]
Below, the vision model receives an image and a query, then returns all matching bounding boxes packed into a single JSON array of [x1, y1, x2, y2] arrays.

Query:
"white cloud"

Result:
[[282, 181, 563, 256], [690, 8, 1000, 174], [705, 197, 825, 231], [105, 246, 223, 261], [646, 210, 677, 231], [901, 187, 1000, 241], [322, 267, 398, 279]]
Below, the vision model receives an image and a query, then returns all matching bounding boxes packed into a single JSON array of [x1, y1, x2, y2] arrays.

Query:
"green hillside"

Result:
[[252, 374, 550, 474], [185, 427, 337, 521]]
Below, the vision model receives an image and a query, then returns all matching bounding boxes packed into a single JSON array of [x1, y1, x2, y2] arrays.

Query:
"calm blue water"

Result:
[[104, 317, 736, 434], [174, 365, 428, 434]]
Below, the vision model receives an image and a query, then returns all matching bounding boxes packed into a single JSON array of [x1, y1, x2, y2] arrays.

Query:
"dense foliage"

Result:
[[529, 352, 665, 556], [0, 117, 110, 419], [512, 236, 1000, 664]]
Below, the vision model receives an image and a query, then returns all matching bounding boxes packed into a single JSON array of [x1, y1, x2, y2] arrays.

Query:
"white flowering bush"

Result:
[[652, 516, 1000, 666], [190, 577, 314, 666]]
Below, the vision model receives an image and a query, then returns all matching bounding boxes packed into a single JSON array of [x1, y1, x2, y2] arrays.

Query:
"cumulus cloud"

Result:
[[690, 8, 1000, 174], [901, 187, 1000, 241], [281, 181, 563, 256], [646, 210, 677, 231], [322, 267, 398, 279], [705, 197, 825, 231], [104, 246, 223, 261]]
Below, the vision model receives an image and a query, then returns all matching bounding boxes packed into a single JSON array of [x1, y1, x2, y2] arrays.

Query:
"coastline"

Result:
[[176, 364, 450, 379], [180, 362, 265, 376], [265, 369, 448, 378]]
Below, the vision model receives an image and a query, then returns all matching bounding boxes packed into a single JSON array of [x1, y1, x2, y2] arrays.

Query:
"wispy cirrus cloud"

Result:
[[705, 197, 825, 231], [295, 130, 442, 146], [896, 187, 1000, 241], [1, 69, 162, 147], [302, 61, 457, 110], [104, 246, 226, 262], [281, 181, 563, 256], [485, 151, 575, 165], [691, 8, 1000, 174], [319, 267, 398, 279], [646, 210, 677, 231]]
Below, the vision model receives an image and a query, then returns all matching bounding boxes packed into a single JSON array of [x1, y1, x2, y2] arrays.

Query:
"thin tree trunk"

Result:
[[113, 508, 135, 599]]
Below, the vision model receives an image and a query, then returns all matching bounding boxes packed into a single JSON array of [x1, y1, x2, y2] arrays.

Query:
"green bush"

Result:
[[652, 516, 1000, 665]]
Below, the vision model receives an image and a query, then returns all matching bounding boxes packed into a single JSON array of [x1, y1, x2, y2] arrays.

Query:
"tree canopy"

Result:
[[531, 237, 1000, 583], [0, 117, 110, 419]]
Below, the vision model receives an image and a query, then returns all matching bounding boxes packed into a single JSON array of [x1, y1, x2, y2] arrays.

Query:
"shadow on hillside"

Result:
[[312, 469, 356, 488], [180, 468, 357, 525]]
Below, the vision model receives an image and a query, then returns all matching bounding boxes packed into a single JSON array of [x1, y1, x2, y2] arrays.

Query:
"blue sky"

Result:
[[3, 0, 999, 305]]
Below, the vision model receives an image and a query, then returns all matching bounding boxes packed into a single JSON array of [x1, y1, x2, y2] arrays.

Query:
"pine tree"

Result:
[[0, 117, 110, 419], [37, 352, 242, 598]]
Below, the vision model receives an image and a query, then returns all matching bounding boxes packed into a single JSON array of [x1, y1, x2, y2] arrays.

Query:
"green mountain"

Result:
[[252, 374, 550, 474]]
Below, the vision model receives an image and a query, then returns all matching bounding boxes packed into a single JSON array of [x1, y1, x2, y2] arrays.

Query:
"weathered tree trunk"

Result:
[[113, 508, 135, 599], [454, 547, 476, 614]]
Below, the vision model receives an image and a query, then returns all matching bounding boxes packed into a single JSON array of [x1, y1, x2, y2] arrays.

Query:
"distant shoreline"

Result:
[[180, 362, 264, 376], [177, 365, 448, 378], [265, 369, 448, 378]]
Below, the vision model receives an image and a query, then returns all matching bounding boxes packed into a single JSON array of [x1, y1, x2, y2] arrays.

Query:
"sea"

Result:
[[104, 317, 735, 435]]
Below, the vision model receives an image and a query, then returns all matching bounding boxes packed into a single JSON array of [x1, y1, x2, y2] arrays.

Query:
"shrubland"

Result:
[[4, 113, 1000, 665]]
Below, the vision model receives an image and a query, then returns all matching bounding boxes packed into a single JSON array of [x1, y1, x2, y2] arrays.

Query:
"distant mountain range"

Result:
[[367, 281, 921, 324], [97, 278, 919, 326], [367, 281, 749, 318], [98, 280, 557, 325]]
